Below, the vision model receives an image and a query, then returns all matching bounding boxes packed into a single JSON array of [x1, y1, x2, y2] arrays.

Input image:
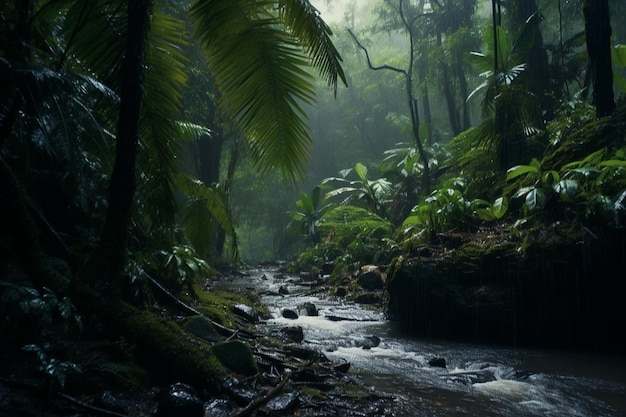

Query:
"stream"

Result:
[[213, 267, 626, 417]]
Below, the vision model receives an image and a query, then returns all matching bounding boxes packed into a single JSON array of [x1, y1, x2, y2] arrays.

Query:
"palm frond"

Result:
[[190, 0, 321, 181], [138, 3, 191, 229], [277, 0, 347, 95]]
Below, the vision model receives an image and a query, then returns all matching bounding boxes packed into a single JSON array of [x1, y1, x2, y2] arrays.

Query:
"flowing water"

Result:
[[213, 267, 626, 417]]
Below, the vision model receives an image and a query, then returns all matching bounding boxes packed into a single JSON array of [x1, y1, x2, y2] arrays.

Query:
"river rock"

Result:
[[233, 303, 258, 323], [361, 335, 381, 349], [282, 308, 299, 319], [278, 285, 289, 295], [428, 357, 446, 368], [264, 392, 300, 414], [356, 269, 385, 291], [204, 399, 237, 417], [280, 325, 304, 343], [297, 301, 318, 316], [156, 383, 203, 417]]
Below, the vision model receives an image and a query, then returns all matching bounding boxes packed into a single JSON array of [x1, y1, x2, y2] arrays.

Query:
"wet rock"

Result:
[[233, 303, 258, 323], [264, 392, 299, 414], [211, 340, 258, 377], [428, 357, 446, 368], [357, 268, 384, 290], [334, 287, 347, 297], [280, 325, 304, 343], [297, 301, 318, 316], [156, 383, 203, 417], [181, 315, 220, 343], [95, 391, 127, 414], [219, 375, 256, 405], [278, 285, 289, 295], [354, 292, 381, 305], [361, 335, 381, 349], [282, 308, 299, 319], [334, 362, 351, 373], [204, 399, 237, 417]]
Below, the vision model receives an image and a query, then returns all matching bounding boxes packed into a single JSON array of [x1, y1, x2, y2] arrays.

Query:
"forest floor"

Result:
[[0, 272, 398, 417]]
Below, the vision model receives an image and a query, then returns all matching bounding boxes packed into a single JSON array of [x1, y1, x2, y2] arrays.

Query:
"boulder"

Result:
[[297, 301, 318, 316], [181, 316, 220, 343], [428, 357, 446, 368], [211, 340, 258, 377], [156, 383, 203, 417], [280, 326, 304, 343], [282, 308, 299, 319], [361, 335, 381, 349], [357, 270, 384, 291], [278, 285, 290, 295]]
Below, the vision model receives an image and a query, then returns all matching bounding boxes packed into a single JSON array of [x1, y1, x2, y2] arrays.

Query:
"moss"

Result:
[[114, 302, 226, 388], [191, 286, 268, 329], [210, 340, 258, 377]]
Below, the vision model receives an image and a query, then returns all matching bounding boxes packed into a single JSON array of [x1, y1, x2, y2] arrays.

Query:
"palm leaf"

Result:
[[277, 0, 347, 95], [138, 3, 191, 229], [190, 0, 330, 181]]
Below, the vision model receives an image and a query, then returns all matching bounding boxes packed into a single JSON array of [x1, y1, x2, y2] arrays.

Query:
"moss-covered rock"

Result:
[[211, 340, 258, 377], [181, 315, 221, 343]]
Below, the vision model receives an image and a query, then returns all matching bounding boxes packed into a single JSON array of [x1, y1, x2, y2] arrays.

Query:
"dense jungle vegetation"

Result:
[[1, 0, 625, 414]]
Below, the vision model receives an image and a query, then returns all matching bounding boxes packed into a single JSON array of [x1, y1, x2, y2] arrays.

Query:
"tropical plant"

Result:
[[401, 177, 473, 243], [466, 20, 544, 170], [287, 185, 334, 242], [322, 162, 393, 218], [505, 147, 626, 223]]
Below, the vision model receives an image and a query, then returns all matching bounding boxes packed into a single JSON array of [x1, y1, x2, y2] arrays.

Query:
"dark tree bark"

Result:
[[583, 0, 615, 118], [85, 0, 150, 285]]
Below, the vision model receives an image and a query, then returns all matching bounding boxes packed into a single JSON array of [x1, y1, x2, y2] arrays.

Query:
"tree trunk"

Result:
[[583, 0, 615, 118], [85, 0, 150, 285]]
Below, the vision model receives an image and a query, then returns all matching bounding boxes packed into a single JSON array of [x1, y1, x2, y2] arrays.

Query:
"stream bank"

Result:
[[384, 226, 626, 351]]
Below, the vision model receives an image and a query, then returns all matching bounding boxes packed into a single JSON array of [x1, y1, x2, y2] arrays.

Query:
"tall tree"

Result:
[[583, 0, 615, 118], [88, 0, 151, 285]]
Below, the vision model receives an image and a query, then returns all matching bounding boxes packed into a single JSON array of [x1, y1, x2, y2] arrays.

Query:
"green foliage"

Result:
[[322, 162, 393, 218], [295, 205, 395, 270], [176, 174, 238, 259], [402, 177, 473, 241], [0, 282, 82, 340], [22, 344, 81, 390], [505, 147, 626, 224], [612, 44, 626, 93], [156, 245, 211, 292], [287, 185, 334, 241], [190, 0, 346, 181], [471, 196, 509, 221]]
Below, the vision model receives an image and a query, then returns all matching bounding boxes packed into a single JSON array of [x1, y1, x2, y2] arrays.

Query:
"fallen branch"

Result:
[[230, 372, 291, 417], [146, 274, 256, 338]]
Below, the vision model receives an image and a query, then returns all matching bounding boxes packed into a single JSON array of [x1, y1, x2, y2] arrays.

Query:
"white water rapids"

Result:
[[212, 267, 626, 417]]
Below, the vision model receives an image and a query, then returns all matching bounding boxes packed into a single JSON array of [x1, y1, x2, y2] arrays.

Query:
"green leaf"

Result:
[[525, 188, 547, 211], [492, 196, 508, 219], [554, 179, 578, 202], [506, 164, 538, 181]]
